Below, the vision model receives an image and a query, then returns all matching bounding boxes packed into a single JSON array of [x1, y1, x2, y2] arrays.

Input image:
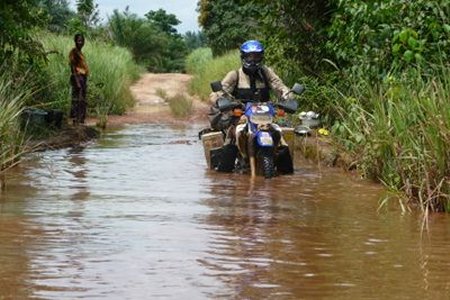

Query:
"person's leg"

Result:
[[70, 75, 80, 125], [79, 76, 87, 124]]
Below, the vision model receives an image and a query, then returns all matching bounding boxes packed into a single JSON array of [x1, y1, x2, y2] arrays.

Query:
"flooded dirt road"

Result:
[[1, 123, 450, 299], [2, 73, 450, 299]]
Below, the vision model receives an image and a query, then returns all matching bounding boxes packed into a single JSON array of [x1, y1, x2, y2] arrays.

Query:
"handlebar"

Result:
[[211, 80, 304, 114]]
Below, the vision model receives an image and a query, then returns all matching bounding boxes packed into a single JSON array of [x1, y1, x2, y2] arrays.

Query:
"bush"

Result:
[[327, 0, 450, 79]]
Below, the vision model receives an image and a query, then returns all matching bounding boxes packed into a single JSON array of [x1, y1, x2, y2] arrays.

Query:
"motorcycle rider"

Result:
[[209, 39, 292, 106], [208, 40, 294, 173]]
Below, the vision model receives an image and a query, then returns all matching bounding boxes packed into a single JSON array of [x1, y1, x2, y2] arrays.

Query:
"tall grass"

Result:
[[155, 88, 193, 118], [167, 94, 193, 118], [0, 72, 31, 173], [185, 48, 240, 101], [333, 67, 450, 212], [39, 33, 141, 117]]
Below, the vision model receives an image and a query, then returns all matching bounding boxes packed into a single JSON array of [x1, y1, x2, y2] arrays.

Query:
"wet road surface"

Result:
[[1, 124, 450, 299]]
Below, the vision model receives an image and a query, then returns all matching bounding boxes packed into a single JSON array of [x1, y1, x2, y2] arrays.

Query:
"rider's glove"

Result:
[[238, 115, 247, 124], [282, 91, 294, 101]]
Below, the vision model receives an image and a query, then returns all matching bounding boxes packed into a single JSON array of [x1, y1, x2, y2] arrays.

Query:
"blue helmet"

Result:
[[240, 40, 264, 54], [240, 40, 264, 73]]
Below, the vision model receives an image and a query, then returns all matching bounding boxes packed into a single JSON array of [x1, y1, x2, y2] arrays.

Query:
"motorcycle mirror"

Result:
[[217, 97, 233, 112], [210, 81, 223, 92], [291, 83, 305, 95], [277, 99, 298, 114]]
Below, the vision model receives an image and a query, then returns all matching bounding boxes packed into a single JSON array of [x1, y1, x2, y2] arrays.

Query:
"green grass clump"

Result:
[[185, 48, 240, 101], [167, 93, 193, 118], [0, 72, 31, 173], [155, 88, 168, 99], [333, 66, 450, 212], [154, 88, 192, 118]]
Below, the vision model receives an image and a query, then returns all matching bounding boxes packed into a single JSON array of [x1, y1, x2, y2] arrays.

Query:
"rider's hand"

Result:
[[282, 91, 294, 101], [238, 115, 247, 124]]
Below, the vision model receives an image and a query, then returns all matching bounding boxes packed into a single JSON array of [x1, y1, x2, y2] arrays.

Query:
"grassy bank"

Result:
[[0, 72, 31, 174], [332, 67, 450, 212]]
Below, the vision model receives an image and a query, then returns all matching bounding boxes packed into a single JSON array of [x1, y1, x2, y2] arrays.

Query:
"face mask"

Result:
[[243, 53, 263, 64], [242, 52, 263, 73]]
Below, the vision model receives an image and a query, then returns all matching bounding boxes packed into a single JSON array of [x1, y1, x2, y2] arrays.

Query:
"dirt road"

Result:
[[35, 73, 208, 151], [92, 73, 209, 127]]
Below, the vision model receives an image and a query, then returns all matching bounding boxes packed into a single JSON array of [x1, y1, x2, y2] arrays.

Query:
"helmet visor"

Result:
[[243, 52, 263, 65]]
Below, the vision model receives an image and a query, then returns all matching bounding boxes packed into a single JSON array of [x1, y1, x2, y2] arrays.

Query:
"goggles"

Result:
[[243, 52, 263, 64]]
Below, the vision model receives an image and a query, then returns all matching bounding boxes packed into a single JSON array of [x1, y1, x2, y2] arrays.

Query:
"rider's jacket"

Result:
[[209, 66, 290, 104]]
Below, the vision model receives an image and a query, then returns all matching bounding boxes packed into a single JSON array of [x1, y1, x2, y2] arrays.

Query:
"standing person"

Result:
[[69, 33, 89, 125]]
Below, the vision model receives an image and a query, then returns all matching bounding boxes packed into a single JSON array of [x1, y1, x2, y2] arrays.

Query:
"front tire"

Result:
[[257, 147, 275, 178]]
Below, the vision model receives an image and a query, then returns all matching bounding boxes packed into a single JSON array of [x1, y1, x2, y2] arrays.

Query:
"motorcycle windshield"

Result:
[[250, 113, 273, 125], [245, 103, 275, 124]]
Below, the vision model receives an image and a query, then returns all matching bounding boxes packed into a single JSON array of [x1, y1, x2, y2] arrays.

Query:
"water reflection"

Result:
[[0, 164, 39, 299], [67, 146, 90, 201], [200, 167, 450, 299], [199, 172, 322, 299]]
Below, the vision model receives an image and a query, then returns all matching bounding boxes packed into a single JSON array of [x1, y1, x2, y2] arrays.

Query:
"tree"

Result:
[[39, 0, 76, 33], [145, 9, 181, 36], [184, 31, 207, 51], [0, 0, 46, 62], [108, 8, 169, 70], [197, 0, 262, 56], [326, 0, 450, 77], [108, 7, 189, 72], [108, 7, 143, 47], [144, 9, 188, 71], [256, 0, 335, 78], [76, 0, 100, 28]]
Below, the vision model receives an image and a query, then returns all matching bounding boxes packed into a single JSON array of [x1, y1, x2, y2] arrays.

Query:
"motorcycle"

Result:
[[199, 81, 304, 178]]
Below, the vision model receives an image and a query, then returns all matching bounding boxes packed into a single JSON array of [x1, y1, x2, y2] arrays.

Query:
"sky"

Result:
[[69, 0, 200, 33]]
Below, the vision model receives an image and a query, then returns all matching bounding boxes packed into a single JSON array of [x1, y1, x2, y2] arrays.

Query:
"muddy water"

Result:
[[1, 124, 450, 299]]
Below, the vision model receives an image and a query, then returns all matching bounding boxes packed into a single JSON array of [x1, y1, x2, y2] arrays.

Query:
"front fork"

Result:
[[236, 124, 282, 177]]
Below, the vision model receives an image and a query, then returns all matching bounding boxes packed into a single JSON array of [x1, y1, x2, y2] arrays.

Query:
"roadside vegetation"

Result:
[[332, 67, 450, 212], [186, 49, 240, 100], [167, 94, 194, 118], [0, 72, 32, 173]]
